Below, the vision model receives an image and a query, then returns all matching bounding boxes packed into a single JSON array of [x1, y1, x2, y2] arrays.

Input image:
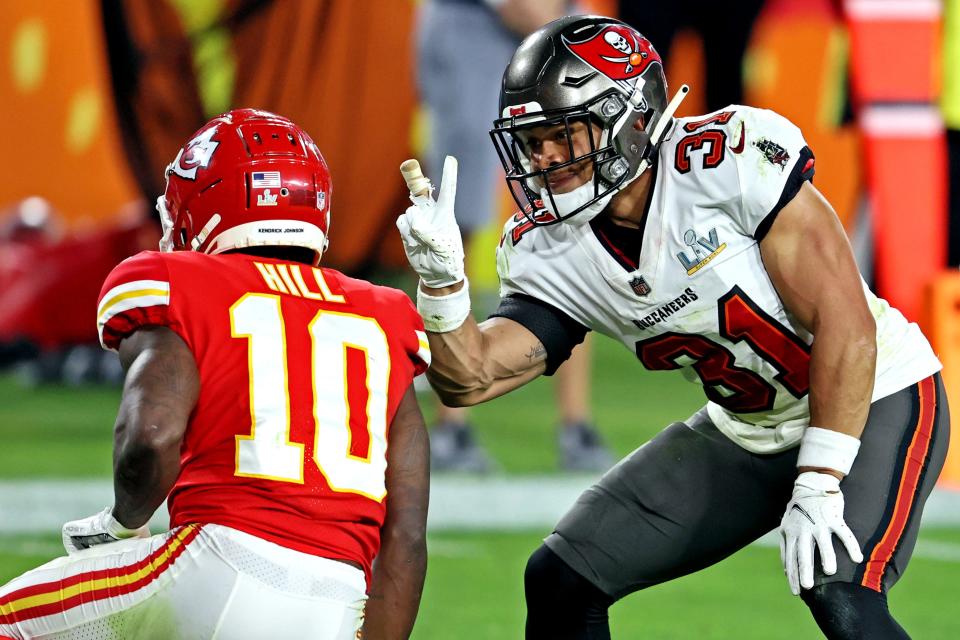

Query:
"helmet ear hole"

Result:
[[179, 228, 189, 247], [633, 112, 649, 131], [642, 107, 656, 130]]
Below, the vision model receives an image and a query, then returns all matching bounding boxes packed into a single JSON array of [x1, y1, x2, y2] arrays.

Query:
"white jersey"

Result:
[[496, 105, 941, 453]]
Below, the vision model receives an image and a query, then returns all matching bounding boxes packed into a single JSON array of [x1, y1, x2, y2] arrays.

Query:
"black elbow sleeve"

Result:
[[489, 294, 589, 375]]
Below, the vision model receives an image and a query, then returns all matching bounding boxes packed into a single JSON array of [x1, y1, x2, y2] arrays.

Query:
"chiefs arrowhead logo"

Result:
[[172, 127, 220, 181], [563, 24, 660, 82]]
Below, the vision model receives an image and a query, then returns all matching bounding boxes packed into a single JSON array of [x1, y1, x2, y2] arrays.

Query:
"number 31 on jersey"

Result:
[[636, 286, 811, 413]]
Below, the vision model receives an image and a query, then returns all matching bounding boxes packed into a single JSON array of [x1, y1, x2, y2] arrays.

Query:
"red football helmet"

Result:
[[158, 108, 332, 263]]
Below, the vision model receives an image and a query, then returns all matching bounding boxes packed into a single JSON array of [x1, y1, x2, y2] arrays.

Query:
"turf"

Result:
[[1, 338, 958, 637], [417, 529, 960, 639], [0, 376, 116, 478], [2, 530, 956, 639], [424, 336, 705, 473], [0, 337, 702, 478]]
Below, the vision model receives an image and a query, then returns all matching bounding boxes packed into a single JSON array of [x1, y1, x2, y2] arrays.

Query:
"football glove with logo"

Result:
[[62, 506, 151, 554], [396, 156, 465, 289], [779, 472, 863, 595]]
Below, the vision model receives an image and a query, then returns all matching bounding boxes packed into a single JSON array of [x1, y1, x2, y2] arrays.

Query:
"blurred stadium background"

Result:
[[1, 0, 958, 637]]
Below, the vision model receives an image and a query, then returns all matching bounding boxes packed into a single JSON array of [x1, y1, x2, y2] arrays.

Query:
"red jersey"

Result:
[[96, 251, 430, 585]]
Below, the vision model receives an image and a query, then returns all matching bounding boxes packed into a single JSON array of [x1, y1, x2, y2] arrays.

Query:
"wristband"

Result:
[[796, 427, 861, 476], [417, 278, 471, 333]]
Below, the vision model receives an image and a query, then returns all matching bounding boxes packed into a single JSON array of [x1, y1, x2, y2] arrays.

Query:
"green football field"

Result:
[[1, 337, 958, 638]]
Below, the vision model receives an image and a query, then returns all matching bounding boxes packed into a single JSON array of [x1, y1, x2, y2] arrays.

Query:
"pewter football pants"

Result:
[[545, 374, 949, 600]]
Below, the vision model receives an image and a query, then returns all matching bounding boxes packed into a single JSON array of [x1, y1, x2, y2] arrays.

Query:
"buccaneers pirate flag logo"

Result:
[[562, 24, 660, 82]]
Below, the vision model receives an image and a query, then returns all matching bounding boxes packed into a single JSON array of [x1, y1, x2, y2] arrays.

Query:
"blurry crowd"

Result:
[[1, 0, 956, 473], [0, 197, 157, 385]]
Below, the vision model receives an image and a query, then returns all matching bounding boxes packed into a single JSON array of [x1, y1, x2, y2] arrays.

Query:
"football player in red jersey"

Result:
[[0, 109, 430, 640], [397, 15, 948, 640]]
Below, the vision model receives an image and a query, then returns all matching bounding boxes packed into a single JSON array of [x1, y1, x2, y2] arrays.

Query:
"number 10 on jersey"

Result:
[[230, 293, 391, 501]]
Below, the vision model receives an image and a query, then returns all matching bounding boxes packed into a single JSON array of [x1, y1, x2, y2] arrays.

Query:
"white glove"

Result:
[[396, 156, 465, 289], [157, 195, 176, 252], [780, 472, 863, 595], [62, 506, 151, 554]]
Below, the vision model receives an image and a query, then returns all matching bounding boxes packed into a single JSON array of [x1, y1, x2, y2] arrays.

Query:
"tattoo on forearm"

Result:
[[525, 342, 546, 362]]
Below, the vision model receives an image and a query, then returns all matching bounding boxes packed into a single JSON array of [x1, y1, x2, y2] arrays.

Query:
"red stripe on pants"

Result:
[[0, 525, 201, 626], [860, 376, 936, 592]]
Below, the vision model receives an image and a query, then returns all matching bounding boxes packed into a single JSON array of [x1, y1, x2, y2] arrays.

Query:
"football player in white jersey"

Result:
[[396, 15, 949, 640]]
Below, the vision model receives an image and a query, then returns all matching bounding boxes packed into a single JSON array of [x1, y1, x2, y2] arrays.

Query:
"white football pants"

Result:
[[0, 523, 366, 639]]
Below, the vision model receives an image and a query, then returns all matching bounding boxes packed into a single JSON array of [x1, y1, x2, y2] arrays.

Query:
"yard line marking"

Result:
[[0, 478, 957, 533], [2, 535, 957, 566], [751, 532, 960, 564], [911, 540, 960, 563]]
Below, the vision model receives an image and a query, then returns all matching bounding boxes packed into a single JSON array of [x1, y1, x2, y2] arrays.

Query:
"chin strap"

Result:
[[190, 214, 222, 251], [633, 83, 690, 178]]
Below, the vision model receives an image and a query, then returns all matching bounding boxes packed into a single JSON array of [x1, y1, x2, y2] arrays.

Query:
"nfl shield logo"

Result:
[[629, 275, 651, 297]]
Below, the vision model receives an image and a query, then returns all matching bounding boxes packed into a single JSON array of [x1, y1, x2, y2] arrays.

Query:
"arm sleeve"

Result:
[[752, 145, 815, 241], [96, 251, 174, 352], [488, 294, 589, 376], [728, 108, 816, 240]]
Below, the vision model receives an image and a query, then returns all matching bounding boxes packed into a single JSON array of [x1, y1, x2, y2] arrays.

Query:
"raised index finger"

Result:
[[437, 155, 459, 215]]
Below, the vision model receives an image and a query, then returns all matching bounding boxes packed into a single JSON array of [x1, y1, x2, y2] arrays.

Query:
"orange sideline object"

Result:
[[866, 129, 948, 328], [847, 17, 941, 103], [926, 271, 960, 488], [0, 1, 139, 227], [745, 13, 861, 231], [846, 3, 946, 324]]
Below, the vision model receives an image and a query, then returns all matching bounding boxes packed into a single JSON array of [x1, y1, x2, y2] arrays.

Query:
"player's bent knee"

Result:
[[524, 544, 564, 597], [525, 544, 590, 607], [525, 545, 614, 640], [800, 582, 908, 640]]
